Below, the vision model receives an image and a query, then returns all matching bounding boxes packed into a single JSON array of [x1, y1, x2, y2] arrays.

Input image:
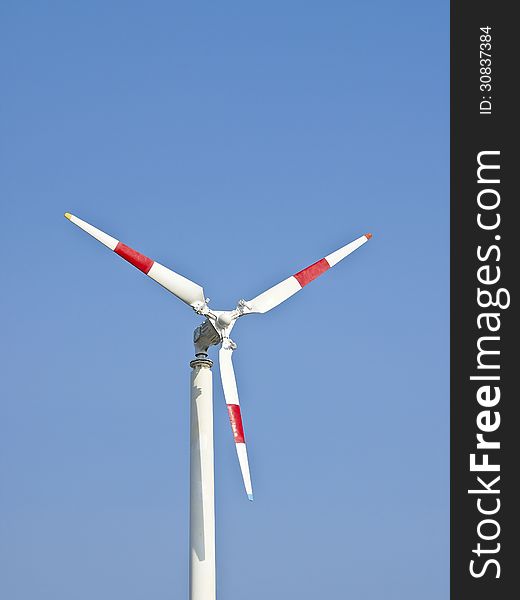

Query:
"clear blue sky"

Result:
[[0, 2, 448, 598]]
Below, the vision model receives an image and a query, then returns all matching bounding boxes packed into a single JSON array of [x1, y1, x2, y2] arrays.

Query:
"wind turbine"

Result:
[[64, 212, 372, 600]]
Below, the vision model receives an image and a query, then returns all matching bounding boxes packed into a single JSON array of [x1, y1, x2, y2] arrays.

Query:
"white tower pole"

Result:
[[189, 357, 216, 600]]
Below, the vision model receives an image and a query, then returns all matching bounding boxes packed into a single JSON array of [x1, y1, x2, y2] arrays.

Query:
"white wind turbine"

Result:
[[64, 212, 372, 600]]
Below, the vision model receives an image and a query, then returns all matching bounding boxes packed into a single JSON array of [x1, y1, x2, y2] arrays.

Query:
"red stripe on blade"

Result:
[[227, 404, 245, 444], [114, 242, 154, 274], [293, 257, 330, 287]]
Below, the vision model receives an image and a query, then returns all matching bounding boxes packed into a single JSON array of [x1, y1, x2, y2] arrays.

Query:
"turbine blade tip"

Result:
[[247, 494, 254, 502], [365, 232, 373, 240], [64, 212, 72, 220]]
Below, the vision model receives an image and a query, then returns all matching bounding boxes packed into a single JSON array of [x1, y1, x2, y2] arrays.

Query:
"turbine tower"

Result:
[[64, 212, 372, 600]]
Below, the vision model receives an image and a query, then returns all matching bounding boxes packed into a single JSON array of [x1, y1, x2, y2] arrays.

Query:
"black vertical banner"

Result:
[[451, 2, 518, 598]]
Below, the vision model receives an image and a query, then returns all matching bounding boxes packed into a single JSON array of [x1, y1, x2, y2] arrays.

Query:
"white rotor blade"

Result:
[[246, 233, 372, 314], [64, 213, 206, 308], [219, 346, 253, 501]]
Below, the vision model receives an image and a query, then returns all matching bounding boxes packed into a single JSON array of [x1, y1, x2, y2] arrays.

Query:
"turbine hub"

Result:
[[217, 312, 233, 328]]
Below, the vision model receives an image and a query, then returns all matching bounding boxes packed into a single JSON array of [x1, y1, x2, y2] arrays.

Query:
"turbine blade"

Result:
[[64, 213, 206, 308], [219, 345, 253, 501], [246, 233, 372, 314]]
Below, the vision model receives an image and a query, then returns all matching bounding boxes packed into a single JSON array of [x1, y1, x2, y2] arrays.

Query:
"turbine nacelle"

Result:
[[194, 311, 238, 357], [193, 320, 221, 356]]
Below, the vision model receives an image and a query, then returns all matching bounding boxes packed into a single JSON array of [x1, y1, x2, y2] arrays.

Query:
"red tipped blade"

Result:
[[64, 213, 206, 308], [246, 233, 372, 314], [219, 345, 253, 500]]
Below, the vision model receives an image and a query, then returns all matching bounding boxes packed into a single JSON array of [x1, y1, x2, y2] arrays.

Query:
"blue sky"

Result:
[[0, 2, 448, 598]]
